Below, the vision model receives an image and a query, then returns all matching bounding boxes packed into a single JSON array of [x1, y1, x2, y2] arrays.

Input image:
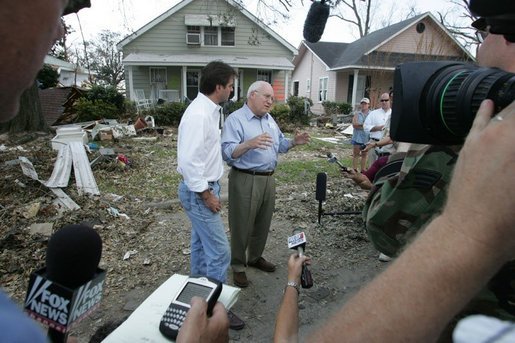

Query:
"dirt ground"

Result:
[[0, 126, 386, 342]]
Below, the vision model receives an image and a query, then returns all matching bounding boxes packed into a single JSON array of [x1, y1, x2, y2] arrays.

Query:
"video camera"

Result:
[[390, 0, 515, 145], [390, 62, 515, 145]]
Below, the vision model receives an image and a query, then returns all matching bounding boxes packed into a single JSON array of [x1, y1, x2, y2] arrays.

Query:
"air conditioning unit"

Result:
[[186, 33, 201, 45]]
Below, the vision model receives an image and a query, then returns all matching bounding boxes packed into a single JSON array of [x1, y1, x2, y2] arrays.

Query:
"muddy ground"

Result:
[[0, 126, 386, 342]]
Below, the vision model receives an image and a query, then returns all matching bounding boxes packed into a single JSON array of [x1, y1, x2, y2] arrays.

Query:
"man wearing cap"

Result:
[[350, 98, 370, 172], [363, 93, 391, 164]]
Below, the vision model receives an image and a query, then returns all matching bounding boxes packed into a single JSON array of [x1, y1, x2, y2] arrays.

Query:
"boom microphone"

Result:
[[25, 224, 105, 343], [303, 0, 330, 43]]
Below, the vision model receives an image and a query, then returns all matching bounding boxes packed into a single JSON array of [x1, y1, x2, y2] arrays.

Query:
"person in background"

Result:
[[350, 98, 370, 172], [221, 81, 310, 288], [176, 60, 244, 330], [363, 93, 391, 165]]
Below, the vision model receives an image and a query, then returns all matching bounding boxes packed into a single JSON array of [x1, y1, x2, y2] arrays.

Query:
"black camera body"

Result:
[[390, 61, 515, 145]]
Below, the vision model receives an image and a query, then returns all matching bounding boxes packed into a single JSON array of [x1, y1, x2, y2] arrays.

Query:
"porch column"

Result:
[[232, 68, 239, 102], [351, 69, 359, 109], [284, 71, 289, 102], [128, 66, 135, 101], [182, 66, 187, 101]]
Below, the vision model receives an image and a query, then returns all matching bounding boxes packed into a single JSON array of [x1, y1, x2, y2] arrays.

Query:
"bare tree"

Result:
[[436, 0, 480, 55]]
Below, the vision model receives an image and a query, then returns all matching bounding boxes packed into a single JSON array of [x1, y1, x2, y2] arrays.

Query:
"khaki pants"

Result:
[[228, 169, 275, 272]]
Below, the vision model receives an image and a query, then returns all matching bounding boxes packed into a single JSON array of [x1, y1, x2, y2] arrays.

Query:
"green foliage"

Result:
[[37, 64, 59, 89], [270, 103, 290, 124], [223, 99, 245, 115], [287, 96, 312, 125], [74, 98, 119, 122], [84, 85, 125, 115], [322, 101, 352, 115], [140, 102, 188, 126]]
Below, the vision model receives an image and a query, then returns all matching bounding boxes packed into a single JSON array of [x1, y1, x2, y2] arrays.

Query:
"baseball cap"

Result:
[[360, 98, 370, 104]]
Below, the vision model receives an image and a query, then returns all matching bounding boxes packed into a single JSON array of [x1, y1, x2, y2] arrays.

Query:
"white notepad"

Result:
[[103, 274, 240, 342]]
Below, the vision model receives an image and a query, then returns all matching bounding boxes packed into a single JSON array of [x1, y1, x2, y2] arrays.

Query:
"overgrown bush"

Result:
[[74, 98, 119, 122], [287, 96, 312, 125], [270, 103, 290, 125], [223, 99, 245, 115], [140, 102, 188, 126], [322, 101, 352, 115], [37, 64, 59, 89], [84, 85, 125, 115]]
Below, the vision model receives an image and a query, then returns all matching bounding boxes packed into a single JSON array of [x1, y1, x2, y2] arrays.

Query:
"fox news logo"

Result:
[[25, 274, 104, 328]]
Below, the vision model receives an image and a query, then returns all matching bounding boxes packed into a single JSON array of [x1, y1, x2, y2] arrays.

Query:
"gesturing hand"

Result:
[[247, 133, 273, 150]]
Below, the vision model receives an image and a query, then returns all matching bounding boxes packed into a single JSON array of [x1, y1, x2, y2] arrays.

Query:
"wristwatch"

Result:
[[285, 280, 300, 295]]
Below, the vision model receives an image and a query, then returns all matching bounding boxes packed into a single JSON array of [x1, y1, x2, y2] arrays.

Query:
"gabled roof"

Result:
[[294, 12, 474, 71], [117, 0, 296, 54]]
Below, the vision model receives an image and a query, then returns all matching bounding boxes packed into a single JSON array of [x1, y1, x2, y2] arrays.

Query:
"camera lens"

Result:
[[391, 61, 515, 145], [424, 66, 515, 142]]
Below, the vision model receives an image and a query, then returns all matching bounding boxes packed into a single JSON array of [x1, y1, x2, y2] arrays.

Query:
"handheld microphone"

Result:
[[327, 152, 348, 171], [287, 231, 314, 288], [24, 224, 105, 343], [303, 0, 331, 43]]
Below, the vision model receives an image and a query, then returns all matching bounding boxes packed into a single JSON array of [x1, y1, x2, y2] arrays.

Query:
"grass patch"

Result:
[[275, 160, 343, 185]]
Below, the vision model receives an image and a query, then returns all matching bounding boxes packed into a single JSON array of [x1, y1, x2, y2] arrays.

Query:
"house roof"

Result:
[[295, 12, 474, 71], [39, 88, 72, 126], [117, 0, 297, 54], [122, 53, 295, 70]]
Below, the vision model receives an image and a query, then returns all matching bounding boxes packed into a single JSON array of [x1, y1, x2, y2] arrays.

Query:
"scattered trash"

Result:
[[123, 250, 138, 260], [22, 202, 41, 219], [28, 223, 54, 237], [344, 193, 355, 198], [107, 207, 130, 220], [143, 258, 151, 265], [182, 248, 191, 255]]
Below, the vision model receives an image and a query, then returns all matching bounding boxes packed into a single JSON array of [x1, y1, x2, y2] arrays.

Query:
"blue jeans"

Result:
[[178, 181, 230, 283]]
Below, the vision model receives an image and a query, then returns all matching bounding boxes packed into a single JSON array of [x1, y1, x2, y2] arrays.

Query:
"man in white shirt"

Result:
[[363, 93, 392, 164], [176, 60, 244, 330]]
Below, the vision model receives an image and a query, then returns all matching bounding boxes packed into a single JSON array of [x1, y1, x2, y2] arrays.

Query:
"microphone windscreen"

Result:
[[303, 1, 330, 43], [315, 172, 327, 201], [46, 224, 102, 289]]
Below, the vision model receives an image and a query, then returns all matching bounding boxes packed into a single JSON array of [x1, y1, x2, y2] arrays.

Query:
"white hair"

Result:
[[247, 80, 270, 98]]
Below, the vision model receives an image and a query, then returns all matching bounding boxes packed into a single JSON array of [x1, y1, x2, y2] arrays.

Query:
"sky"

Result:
[[63, 0, 462, 48]]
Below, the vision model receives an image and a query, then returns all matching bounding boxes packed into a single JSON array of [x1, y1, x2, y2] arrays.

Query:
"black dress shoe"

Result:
[[227, 310, 245, 330], [248, 257, 276, 272]]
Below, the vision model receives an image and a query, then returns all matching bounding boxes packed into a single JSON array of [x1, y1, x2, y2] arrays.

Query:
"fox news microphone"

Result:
[[303, 0, 330, 43], [287, 231, 314, 288], [24, 224, 105, 343]]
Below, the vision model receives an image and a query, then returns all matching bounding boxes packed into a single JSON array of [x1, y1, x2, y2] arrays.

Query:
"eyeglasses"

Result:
[[380, 99, 389, 102]]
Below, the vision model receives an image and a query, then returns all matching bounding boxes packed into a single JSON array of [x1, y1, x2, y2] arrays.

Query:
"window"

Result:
[[186, 70, 200, 101], [204, 26, 218, 46], [150, 68, 167, 83], [186, 26, 201, 45], [293, 81, 299, 96], [257, 70, 272, 83], [319, 77, 328, 102], [221, 27, 235, 46], [306, 79, 311, 93]]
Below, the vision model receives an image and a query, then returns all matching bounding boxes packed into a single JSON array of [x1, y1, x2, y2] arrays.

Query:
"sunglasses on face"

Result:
[[380, 99, 389, 102]]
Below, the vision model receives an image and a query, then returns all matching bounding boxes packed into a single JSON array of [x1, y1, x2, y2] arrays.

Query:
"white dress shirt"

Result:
[[364, 108, 391, 140], [177, 93, 224, 192]]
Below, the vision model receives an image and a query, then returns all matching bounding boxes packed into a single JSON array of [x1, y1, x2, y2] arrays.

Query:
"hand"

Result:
[[443, 99, 515, 260], [287, 253, 311, 284], [246, 133, 273, 150], [361, 142, 375, 153], [177, 297, 229, 343], [202, 192, 222, 213], [293, 130, 310, 146]]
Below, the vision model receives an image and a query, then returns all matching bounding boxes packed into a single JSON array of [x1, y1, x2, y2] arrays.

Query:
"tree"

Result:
[[80, 30, 125, 89], [37, 65, 60, 89], [0, 82, 48, 133], [436, 0, 480, 55]]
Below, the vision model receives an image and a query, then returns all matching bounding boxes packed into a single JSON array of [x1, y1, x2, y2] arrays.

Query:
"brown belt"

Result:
[[232, 166, 274, 176]]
